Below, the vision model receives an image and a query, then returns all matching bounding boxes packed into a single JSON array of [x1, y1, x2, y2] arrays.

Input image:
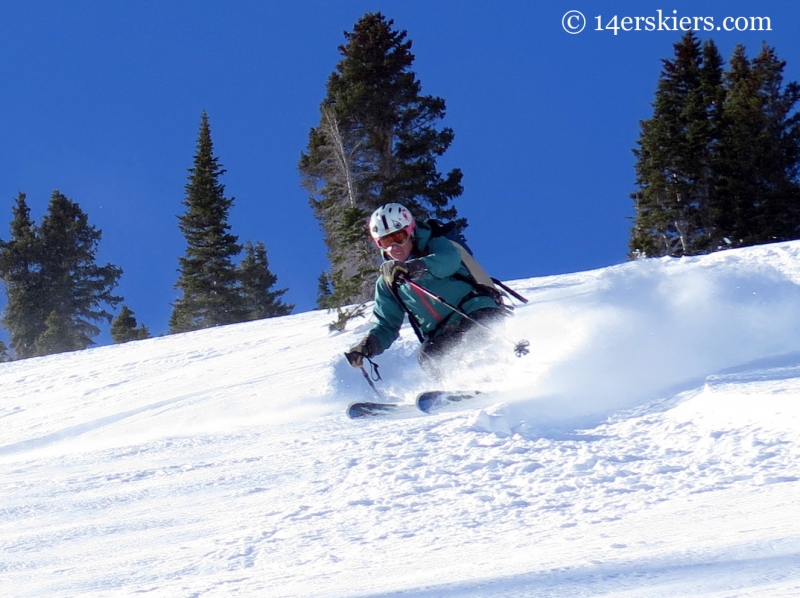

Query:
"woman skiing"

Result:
[[345, 203, 507, 381]]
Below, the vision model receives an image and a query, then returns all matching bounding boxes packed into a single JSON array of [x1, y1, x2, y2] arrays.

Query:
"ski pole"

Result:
[[402, 278, 530, 357], [344, 351, 387, 400], [359, 364, 385, 400]]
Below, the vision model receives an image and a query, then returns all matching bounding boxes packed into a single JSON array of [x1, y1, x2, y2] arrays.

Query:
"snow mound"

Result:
[[462, 242, 800, 436]]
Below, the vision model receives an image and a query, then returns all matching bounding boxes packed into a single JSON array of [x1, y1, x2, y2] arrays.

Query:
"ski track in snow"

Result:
[[2, 242, 800, 597]]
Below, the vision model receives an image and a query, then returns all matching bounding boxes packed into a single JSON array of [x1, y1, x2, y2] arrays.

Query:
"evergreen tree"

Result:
[[0, 339, 9, 363], [0, 191, 122, 357], [170, 112, 245, 332], [715, 43, 800, 246], [630, 32, 724, 257], [631, 35, 800, 257], [35, 309, 77, 356], [299, 12, 464, 307], [110, 305, 150, 343], [35, 191, 123, 354], [0, 193, 46, 358], [316, 271, 334, 309], [238, 241, 293, 320]]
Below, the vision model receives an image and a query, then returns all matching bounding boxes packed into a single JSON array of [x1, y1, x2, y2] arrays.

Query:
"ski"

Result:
[[346, 401, 417, 419], [416, 390, 482, 413], [347, 390, 483, 419]]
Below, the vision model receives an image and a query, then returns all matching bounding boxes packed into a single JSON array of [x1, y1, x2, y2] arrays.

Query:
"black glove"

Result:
[[380, 259, 426, 287], [344, 334, 381, 368]]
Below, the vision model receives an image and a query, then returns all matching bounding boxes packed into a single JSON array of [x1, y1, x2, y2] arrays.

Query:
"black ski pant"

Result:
[[417, 307, 506, 382]]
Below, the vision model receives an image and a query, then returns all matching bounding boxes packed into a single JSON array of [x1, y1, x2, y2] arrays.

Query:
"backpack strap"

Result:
[[448, 241, 525, 308], [424, 220, 529, 307], [451, 242, 496, 289]]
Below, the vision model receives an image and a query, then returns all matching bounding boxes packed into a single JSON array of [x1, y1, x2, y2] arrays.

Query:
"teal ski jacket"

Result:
[[368, 221, 500, 354]]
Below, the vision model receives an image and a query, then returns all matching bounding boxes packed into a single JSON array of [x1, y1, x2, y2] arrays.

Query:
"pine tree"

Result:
[[630, 32, 724, 257], [308, 104, 377, 308], [238, 241, 293, 320], [316, 271, 334, 309], [0, 193, 46, 358], [110, 305, 150, 343], [716, 43, 800, 246], [170, 112, 245, 332], [35, 191, 123, 354], [0, 339, 9, 362], [299, 12, 465, 307], [34, 309, 77, 355], [698, 40, 728, 249], [631, 35, 800, 257], [2, 191, 122, 357]]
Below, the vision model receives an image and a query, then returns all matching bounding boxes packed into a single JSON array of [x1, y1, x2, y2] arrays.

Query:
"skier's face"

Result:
[[384, 234, 413, 262]]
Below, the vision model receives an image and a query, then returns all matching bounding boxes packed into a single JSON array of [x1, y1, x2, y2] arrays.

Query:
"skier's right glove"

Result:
[[345, 334, 381, 368], [380, 258, 426, 287]]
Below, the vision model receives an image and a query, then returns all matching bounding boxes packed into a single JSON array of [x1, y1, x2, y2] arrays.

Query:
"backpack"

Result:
[[426, 219, 528, 307]]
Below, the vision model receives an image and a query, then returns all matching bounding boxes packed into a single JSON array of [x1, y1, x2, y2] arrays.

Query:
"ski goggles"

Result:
[[376, 228, 412, 249]]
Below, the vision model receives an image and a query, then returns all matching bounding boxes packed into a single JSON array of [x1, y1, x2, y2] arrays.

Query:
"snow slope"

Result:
[[2, 242, 800, 597]]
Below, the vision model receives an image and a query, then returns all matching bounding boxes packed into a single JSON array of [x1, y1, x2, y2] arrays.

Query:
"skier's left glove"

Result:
[[380, 259, 426, 287]]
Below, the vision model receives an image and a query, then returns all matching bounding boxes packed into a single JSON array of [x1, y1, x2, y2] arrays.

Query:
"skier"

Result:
[[345, 203, 507, 381]]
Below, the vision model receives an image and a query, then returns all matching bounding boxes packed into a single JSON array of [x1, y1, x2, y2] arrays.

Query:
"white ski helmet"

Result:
[[369, 203, 415, 242]]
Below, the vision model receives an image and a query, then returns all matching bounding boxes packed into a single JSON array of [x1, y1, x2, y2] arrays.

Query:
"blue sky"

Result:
[[1, 1, 798, 344]]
